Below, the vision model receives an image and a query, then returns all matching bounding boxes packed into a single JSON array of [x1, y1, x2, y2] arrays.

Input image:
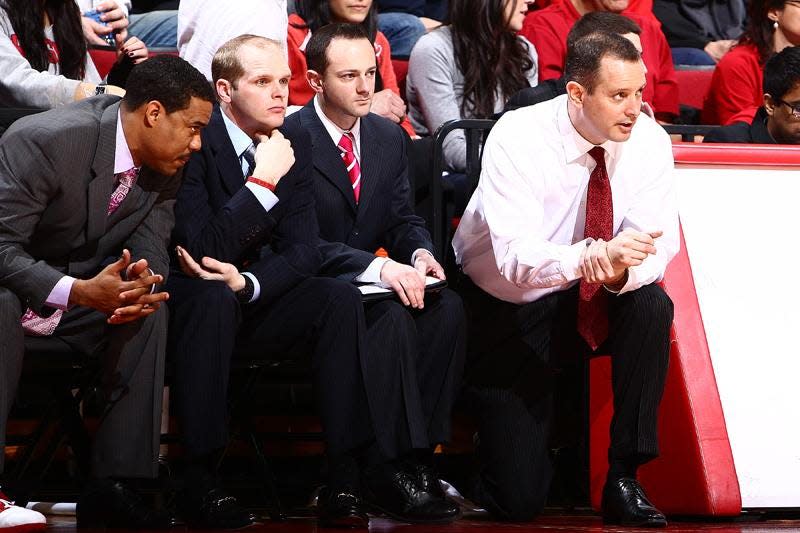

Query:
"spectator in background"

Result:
[[0, 0, 147, 108], [288, 0, 416, 136], [179, 0, 288, 80], [521, 0, 679, 122], [127, 0, 178, 49], [653, 0, 745, 66], [406, 0, 537, 173], [376, 0, 447, 58], [702, 0, 800, 126], [504, 12, 642, 112], [705, 46, 800, 143]]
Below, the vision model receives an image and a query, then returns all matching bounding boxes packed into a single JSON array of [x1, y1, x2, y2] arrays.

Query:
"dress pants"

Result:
[[361, 287, 466, 460], [459, 277, 672, 521], [166, 275, 374, 459], [0, 287, 167, 479]]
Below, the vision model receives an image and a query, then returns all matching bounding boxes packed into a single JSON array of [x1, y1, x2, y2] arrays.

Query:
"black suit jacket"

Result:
[[285, 103, 433, 280], [171, 105, 321, 304], [703, 106, 776, 144]]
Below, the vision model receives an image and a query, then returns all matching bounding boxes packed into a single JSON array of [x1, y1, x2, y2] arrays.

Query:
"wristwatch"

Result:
[[235, 275, 255, 304], [94, 85, 107, 96]]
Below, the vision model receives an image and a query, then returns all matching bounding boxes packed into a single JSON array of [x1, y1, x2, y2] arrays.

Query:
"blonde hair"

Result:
[[211, 35, 283, 87]]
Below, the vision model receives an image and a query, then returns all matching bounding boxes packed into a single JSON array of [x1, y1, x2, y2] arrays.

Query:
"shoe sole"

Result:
[[603, 516, 668, 528], [365, 502, 462, 525]]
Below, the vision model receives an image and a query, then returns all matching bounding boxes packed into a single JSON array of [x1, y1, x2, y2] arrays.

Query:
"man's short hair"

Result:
[[764, 46, 800, 101], [567, 12, 642, 50], [305, 23, 371, 75], [565, 33, 642, 93], [122, 55, 215, 113], [211, 34, 283, 87]]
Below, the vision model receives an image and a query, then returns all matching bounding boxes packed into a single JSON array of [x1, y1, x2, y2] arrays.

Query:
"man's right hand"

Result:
[[605, 228, 661, 270], [69, 249, 167, 323], [251, 130, 295, 189], [380, 260, 426, 309]]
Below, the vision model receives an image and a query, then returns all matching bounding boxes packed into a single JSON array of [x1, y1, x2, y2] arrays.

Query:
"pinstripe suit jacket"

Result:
[[171, 106, 321, 303], [286, 103, 433, 280], [0, 96, 179, 315]]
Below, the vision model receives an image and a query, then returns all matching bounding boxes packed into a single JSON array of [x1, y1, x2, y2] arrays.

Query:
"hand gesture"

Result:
[[70, 249, 167, 324], [370, 89, 406, 124], [81, 1, 129, 46], [413, 251, 445, 280], [176, 246, 246, 292], [251, 130, 295, 188], [119, 36, 148, 64], [380, 259, 426, 309], [605, 228, 661, 269]]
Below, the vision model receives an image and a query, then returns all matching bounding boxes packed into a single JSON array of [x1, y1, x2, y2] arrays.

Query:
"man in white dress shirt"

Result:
[[453, 32, 678, 526]]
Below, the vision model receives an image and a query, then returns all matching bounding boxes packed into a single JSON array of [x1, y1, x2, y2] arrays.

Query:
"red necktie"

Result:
[[107, 167, 139, 216], [577, 146, 614, 351], [338, 133, 361, 203]]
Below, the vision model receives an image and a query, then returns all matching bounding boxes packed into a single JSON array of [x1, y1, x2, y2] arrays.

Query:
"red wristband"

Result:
[[247, 176, 276, 192]]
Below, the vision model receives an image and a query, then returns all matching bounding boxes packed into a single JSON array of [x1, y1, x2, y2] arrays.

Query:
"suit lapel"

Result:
[[302, 105, 357, 215], [86, 102, 120, 242], [355, 115, 381, 220], [207, 106, 247, 197]]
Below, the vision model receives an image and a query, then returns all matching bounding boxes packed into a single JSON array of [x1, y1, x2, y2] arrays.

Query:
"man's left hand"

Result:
[[413, 251, 445, 280], [176, 245, 246, 292]]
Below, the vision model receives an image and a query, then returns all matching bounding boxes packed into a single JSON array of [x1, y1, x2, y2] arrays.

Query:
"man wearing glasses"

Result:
[[705, 46, 800, 144]]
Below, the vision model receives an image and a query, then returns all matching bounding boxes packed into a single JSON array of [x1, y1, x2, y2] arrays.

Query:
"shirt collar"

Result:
[[220, 107, 256, 158], [114, 109, 137, 174], [556, 94, 621, 165], [313, 95, 361, 155]]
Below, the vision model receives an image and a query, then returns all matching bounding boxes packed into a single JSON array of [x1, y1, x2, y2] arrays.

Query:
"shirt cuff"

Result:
[[45, 276, 76, 310], [242, 272, 260, 303], [245, 181, 279, 212], [411, 248, 434, 265], [356, 257, 391, 283], [562, 239, 591, 282]]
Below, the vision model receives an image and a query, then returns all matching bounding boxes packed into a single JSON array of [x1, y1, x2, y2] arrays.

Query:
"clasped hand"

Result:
[[580, 228, 662, 287], [70, 249, 167, 325]]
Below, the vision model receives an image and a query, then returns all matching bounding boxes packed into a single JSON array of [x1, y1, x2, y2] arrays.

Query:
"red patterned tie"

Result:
[[577, 146, 614, 350], [21, 168, 140, 335], [338, 133, 361, 203]]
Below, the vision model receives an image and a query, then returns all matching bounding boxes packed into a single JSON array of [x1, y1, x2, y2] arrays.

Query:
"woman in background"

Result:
[[406, 0, 537, 173], [0, 0, 147, 108], [703, 0, 800, 125]]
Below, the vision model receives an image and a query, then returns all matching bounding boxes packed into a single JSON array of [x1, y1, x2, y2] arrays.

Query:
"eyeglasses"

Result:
[[774, 97, 800, 119]]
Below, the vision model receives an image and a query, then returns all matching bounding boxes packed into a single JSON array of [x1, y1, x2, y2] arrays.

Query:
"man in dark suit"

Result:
[[166, 35, 374, 529], [704, 46, 800, 145], [285, 23, 465, 525], [0, 55, 214, 529]]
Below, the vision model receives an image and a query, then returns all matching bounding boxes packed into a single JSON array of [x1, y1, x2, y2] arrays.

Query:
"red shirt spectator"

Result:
[[520, 0, 679, 118], [701, 43, 761, 125], [533, 0, 655, 19], [287, 13, 415, 136]]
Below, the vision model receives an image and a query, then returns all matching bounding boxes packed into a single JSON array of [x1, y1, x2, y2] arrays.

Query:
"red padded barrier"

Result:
[[673, 142, 800, 167], [589, 228, 741, 516], [89, 47, 180, 81], [392, 59, 409, 102], [674, 68, 714, 110]]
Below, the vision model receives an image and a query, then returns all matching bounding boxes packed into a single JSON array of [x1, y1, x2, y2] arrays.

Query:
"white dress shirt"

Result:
[[452, 94, 679, 305]]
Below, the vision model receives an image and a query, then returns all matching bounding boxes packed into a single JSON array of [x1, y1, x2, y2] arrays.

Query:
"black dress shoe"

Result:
[[76, 478, 179, 529], [178, 486, 257, 530], [601, 477, 667, 528], [317, 486, 369, 528], [363, 464, 460, 524], [406, 461, 447, 498]]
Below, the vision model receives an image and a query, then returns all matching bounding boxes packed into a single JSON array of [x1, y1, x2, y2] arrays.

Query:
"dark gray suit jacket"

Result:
[[0, 95, 179, 314]]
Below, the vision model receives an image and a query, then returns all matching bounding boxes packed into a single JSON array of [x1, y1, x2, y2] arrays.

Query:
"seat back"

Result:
[[430, 118, 496, 260]]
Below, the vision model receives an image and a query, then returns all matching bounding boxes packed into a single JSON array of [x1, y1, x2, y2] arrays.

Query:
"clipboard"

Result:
[[358, 276, 448, 302]]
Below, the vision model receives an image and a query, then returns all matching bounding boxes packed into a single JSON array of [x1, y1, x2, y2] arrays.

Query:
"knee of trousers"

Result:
[[0, 287, 25, 356], [625, 283, 674, 325], [308, 277, 363, 311]]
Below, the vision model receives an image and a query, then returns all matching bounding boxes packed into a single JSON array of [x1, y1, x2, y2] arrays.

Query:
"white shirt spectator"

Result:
[[452, 94, 679, 305], [178, 0, 287, 80]]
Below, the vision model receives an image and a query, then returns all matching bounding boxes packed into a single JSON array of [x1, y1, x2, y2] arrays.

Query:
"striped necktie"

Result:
[[338, 132, 361, 203]]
